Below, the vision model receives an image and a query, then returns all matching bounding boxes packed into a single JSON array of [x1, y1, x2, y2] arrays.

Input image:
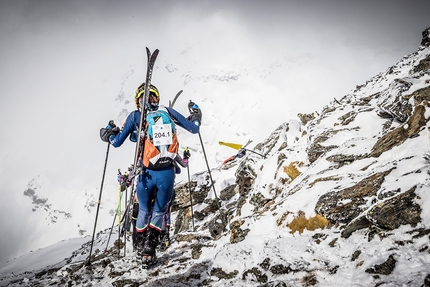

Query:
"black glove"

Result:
[[183, 147, 191, 159], [100, 120, 120, 142], [187, 101, 202, 126]]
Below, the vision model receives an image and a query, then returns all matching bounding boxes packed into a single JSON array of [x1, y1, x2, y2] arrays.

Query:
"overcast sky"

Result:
[[0, 0, 429, 266]]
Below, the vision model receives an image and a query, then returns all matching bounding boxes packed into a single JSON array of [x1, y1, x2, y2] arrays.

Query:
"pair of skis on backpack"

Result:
[[134, 48, 181, 269]]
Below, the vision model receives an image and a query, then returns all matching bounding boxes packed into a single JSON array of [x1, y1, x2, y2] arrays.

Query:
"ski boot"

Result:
[[135, 231, 146, 261], [142, 228, 160, 268], [158, 230, 170, 251], [142, 254, 158, 268]]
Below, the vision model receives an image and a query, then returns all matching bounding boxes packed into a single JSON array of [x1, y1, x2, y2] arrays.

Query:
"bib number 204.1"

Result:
[[153, 124, 173, 146]]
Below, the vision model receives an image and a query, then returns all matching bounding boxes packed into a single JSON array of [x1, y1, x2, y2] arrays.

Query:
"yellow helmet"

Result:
[[134, 83, 160, 108]]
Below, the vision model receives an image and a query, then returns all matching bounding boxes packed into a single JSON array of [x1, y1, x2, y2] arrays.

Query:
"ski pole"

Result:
[[123, 177, 127, 257], [104, 191, 123, 255], [105, 182, 121, 254], [186, 164, 195, 231], [105, 170, 128, 254], [198, 131, 219, 202], [87, 142, 110, 266], [104, 212, 117, 253], [243, 148, 266, 158], [118, 184, 122, 257]]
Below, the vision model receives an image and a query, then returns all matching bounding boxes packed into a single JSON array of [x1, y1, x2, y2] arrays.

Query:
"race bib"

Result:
[[152, 124, 173, 146]]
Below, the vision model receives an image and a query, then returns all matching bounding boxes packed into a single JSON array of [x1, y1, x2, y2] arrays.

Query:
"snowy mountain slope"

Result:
[[1, 47, 284, 267], [7, 40, 335, 265], [2, 34, 430, 287], [5, 39, 345, 266]]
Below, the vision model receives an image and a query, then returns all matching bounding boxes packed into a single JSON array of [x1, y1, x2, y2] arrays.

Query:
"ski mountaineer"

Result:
[[100, 83, 202, 267]]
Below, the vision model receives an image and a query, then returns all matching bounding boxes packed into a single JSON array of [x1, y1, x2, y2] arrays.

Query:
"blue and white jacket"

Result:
[[109, 106, 200, 148]]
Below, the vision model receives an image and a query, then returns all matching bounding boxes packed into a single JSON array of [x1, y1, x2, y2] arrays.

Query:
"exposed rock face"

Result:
[[306, 130, 339, 164], [211, 268, 238, 280], [235, 159, 257, 196], [325, 154, 358, 168], [368, 105, 428, 158], [172, 181, 208, 212], [208, 209, 228, 240], [297, 113, 315, 125], [365, 254, 397, 275], [249, 192, 271, 210], [376, 79, 413, 122], [230, 219, 250, 243], [367, 186, 422, 229], [315, 169, 393, 224], [407, 86, 430, 105], [412, 54, 430, 73], [254, 123, 289, 156], [341, 186, 422, 238], [172, 181, 210, 233], [219, 184, 237, 201], [422, 27, 430, 46], [194, 198, 222, 221], [173, 208, 191, 234]]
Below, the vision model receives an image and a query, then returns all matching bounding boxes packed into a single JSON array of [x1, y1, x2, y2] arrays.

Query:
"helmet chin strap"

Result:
[[149, 103, 159, 111], [138, 94, 159, 111], [141, 102, 158, 111]]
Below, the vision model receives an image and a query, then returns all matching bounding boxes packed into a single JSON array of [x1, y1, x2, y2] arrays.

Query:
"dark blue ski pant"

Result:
[[135, 166, 175, 233]]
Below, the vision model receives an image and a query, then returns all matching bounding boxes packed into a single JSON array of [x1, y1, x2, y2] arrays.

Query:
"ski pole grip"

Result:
[[108, 120, 116, 128], [188, 100, 199, 113]]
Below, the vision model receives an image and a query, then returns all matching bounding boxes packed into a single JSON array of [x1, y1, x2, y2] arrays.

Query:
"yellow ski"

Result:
[[218, 141, 244, 150]]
